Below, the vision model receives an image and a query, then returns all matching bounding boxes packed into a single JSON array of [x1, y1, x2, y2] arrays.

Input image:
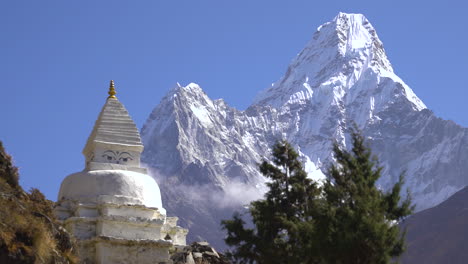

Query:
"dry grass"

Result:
[[0, 142, 77, 263]]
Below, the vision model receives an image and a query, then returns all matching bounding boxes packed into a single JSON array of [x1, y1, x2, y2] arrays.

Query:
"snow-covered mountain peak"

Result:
[[253, 12, 425, 114], [168, 82, 205, 96], [141, 12, 467, 249], [174, 83, 214, 108], [181, 82, 203, 92], [162, 82, 217, 113], [141, 82, 211, 145], [332, 13, 392, 71], [332, 13, 376, 47]]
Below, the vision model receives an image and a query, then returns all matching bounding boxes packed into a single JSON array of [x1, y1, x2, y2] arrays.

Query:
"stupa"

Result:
[[55, 81, 188, 264]]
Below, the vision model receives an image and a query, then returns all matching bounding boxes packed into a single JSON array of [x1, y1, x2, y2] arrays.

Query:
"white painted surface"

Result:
[[97, 220, 162, 240], [95, 240, 171, 264], [58, 170, 165, 214], [56, 95, 188, 263], [83, 97, 144, 156], [100, 205, 160, 220]]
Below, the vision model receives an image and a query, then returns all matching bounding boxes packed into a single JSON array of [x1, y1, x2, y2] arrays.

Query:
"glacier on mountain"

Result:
[[141, 13, 468, 249]]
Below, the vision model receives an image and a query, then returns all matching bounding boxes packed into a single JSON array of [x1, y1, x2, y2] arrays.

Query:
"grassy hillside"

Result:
[[0, 141, 77, 263]]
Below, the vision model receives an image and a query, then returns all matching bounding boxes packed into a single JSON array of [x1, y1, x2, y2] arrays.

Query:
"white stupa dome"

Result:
[[57, 80, 166, 215], [54, 82, 188, 264], [58, 170, 165, 214]]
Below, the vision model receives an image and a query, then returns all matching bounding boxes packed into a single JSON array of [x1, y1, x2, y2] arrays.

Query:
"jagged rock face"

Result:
[[141, 84, 270, 188], [141, 13, 468, 249], [171, 241, 231, 264]]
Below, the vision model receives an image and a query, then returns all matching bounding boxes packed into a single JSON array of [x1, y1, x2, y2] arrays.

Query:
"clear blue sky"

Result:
[[1, 0, 467, 200]]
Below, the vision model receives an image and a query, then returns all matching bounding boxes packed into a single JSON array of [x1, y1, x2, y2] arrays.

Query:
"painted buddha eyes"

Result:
[[119, 154, 133, 163], [102, 150, 134, 164]]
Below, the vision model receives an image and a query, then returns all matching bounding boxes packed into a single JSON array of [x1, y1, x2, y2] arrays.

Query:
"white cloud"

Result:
[[145, 167, 265, 209]]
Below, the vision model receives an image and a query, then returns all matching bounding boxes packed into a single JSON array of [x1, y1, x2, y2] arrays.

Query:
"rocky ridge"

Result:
[[171, 241, 230, 264]]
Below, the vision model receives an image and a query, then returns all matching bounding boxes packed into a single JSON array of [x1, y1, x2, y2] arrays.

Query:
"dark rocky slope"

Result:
[[401, 186, 468, 264]]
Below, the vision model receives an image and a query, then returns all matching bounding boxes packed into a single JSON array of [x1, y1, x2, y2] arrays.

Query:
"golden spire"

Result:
[[108, 80, 117, 99]]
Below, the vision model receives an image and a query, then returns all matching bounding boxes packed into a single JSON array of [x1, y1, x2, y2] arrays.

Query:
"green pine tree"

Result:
[[315, 129, 413, 264], [222, 128, 413, 264], [221, 140, 321, 264]]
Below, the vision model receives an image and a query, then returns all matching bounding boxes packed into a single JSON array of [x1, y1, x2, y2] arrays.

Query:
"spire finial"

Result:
[[108, 80, 117, 99]]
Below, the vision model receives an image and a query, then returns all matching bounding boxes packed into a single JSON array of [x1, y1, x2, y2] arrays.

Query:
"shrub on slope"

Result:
[[0, 141, 77, 264]]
